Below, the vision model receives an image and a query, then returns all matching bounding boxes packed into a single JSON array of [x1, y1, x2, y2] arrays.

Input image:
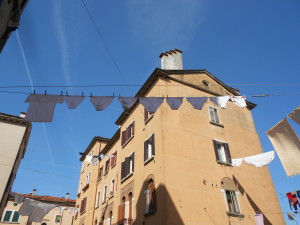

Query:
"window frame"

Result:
[[80, 197, 87, 214], [105, 159, 110, 175], [121, 153, 135, 182], [144, 108, 154, 123], [121, 121, 135, 147], [95, 190, 100, 208], [221, 189, 243, 217], [102, 185, 107, 204], [145, 179, 156, 216], [2, 210, 19, 223], [98, 166, 103, 181], [208, 106, 223, 127], [110, 178, 115, 197], [55, 214, 62, 223], [144, 134, 155, 164], [213, 140, 232, 166], [110, 151, 117, 168]]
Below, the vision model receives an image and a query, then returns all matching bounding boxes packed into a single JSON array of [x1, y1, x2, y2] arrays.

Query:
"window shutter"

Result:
[[12, 211, 19, 222], [225, 143, 232, 163], [118, 204, 124, 223], [144, 109, 148, 121], [131, 153, 135, 172], [151, 134, 155, 156], [144, 140, 148, 161], [212, 140, 220, 161], [124, 157, 130, 176], [121, 162, 125, 179], [131, 121, 135, 135], [121, 130, 126, 146]]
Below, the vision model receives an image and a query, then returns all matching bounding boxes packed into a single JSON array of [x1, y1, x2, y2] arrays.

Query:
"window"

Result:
[[121, 153, 135, 180], [95, 191, 100, 208], [110, 179, 115, 197], [213, 140, 231, 165], [121, 121, 135, 147], [105, 159, 110, 174], [86, 172, 91, 185], [102, 185, 107, 203], [145, 179, 156, 214], [111, 151, 117, 168], [75, 205, 79, 218], [55, 215, 62, 223], [144, 108, 154, 122], [225, 190, 240, 214], [98, 167, 103, 180], [144, 134, 155, 163], [209, 106, 221, 125], [108, 211, 113, 225], [81, 162, 85, 173], [2, 211, 19, 222], [80, 197, 87, 214]]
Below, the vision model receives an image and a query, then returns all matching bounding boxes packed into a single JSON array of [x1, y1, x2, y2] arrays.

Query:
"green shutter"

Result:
[[12, 211, 19, 222], [3, 211, 12, 222]]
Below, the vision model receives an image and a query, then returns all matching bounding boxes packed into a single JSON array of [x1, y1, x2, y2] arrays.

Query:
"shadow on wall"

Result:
[[232, 175, 272, 225], [134, 181, 184, 225]]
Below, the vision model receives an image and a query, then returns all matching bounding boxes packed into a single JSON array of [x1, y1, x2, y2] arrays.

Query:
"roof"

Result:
[[115, 68, 256, 125], [0, 112, 31, 126], [79, 136, 110, 161], [10, 192, 76, 207]]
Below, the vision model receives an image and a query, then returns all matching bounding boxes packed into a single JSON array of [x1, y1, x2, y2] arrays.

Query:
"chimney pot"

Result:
[[159, 49, 183, 70], [19, 112, 26, 118]]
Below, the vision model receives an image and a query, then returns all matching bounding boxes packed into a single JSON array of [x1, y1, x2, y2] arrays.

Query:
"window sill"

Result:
[[101, 200, 106, 205], [111, 163, 116, 169], [82, 183, 89, 191], [122, 136, 134, 148], [144, 156, 154, 165], [216, 160, 232, 167], [144, 209, 156, 217], [227, 212, 244, 218], [80, 210, 86, 215], [109, 194, 114, 199], [98, 177, 102, 182], [121, 172, 133, 183], [144, 115, 154, 124], [210, 121, 224, 128], [104, 171, 109, 176]]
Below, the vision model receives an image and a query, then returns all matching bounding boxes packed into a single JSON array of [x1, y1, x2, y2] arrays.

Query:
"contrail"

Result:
[[16, 30, 55, 167]]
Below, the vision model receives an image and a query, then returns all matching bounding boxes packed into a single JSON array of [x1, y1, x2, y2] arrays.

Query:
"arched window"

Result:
[[128, 192, 133, 223], [108, 211, 112, 225], [145, 179, 156, 214], [94, 219, 97, 225]]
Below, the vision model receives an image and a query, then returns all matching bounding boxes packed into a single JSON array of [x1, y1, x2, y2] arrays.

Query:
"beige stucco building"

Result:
[[0, 113, 32, 218], [74, 50, 285, 225], [0, 193, 76, 225]]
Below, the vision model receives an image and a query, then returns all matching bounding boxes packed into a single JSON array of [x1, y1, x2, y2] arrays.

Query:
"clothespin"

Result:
[[44, 90, 47, 95], [66, 91, 69, 96], [33, 90, 36, 95]]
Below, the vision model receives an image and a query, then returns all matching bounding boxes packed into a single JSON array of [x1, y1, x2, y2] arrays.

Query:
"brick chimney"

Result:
[[159, 49, 183, 70]]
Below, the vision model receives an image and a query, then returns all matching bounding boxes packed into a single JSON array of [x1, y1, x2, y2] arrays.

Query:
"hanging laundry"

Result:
[[19, 198, 39, 216], [25, 94, 64, 122], [90, 96, 114, 111], [69, 207, 74, 215], [118, 97, 137, 109], [85, 155, 93, 163], [74, 208, 79, 216], [59, 206, 66, 214], [231, 158, 243, 167], [209, 95, 230, 109], [63, 95, 85, 109], [186, 97, 208, 110], [287, 212, 296, 220], [243, 151, 275, 167], [231, 96, 247, 108], [297, 190, 300, 199], [254, 213, 264, 225], [28, 201, 56, 222], [287, 192, 300, 210], [166, 97, 183, 110], [92, 156, 98, 166], [288, 106, 300, 125], [139, 97, 164, 113], [14, 193, 26, 203], [266, 118, 300, 176]]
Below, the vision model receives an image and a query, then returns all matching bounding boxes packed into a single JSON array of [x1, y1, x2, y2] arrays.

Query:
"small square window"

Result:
[[213, 140, 231, 165], [144, 134, 155, 163], [144, 108, 154, 123], [55, 215, 62, 223], [209, 106, 221, 125]]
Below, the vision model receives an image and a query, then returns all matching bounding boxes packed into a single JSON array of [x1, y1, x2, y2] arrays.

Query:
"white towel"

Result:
[[166, 97, 183, 110], [90, 96, 114, 111], [25, 94, 64, 122], [186, 97, 208, 110], [139, 97, 164, 113], [244, 151, 275, 167], [63, 96, 85, 109], [231, 96, 247, 108], [118, 97, 137, 109], [85, 155, 93, 163], [210, 95, 230, 109], [231, 158, 243, 167]]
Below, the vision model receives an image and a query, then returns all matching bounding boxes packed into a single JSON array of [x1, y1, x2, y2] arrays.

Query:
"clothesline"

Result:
[[24, 94, 247, 122], [231, 151, 275, 167]]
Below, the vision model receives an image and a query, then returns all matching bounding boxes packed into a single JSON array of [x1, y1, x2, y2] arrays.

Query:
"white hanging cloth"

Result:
[[19, 198, 39, 216], [209, 95, 230, 109], [139, 97, 164, 113], [166, 97, 183, 110], [63, 96, 85, 109], [254, 213, 264, 225], [25, 94, 64, 122], [266, 118, 300, 176], [118, 97, 137, 109], [186, 97, 208, 110], [288, 106, 300, 125], [28, 201, 56, 222], [231, 158, 243, 167], [59, 206, 67, 214], [244, 151, 275, 167], [231, 96, 247, 108], [90, 96, 114, 111], [85, 155, 93, 163]]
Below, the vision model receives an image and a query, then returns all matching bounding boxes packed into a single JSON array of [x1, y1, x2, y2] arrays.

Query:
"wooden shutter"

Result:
[[212, 140, 220, 161], [131, 153, 135, 172], [121, 130, 126, 146], [124, 157, 130, 176], [117, 205, 124, 224], [131, 121, 135, 135], [121, 161, 125, 179], [151, 134, 155, 156], [144, 140, 148, 161], [225, 143, 232, 163], [144, 108, 148, 121]]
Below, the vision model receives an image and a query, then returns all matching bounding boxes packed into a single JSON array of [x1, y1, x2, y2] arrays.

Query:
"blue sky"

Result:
[[1, 0, 300, 224]]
